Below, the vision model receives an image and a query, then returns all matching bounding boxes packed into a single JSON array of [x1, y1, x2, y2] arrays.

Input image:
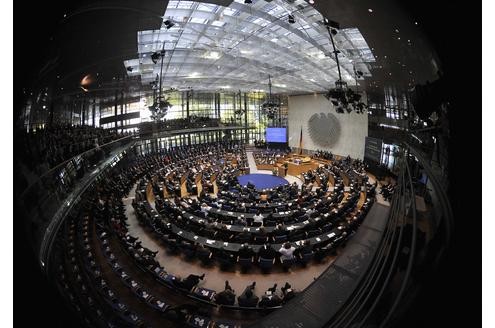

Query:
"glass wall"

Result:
[[20, 87, 289, 143]]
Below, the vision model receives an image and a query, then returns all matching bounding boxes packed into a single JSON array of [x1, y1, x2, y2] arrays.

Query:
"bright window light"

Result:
[[190, 17, 208, 24], [211, 20, 226, 27]]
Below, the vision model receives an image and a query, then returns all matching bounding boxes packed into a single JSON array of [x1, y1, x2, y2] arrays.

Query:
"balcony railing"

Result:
[[17, 135, 136, 267]]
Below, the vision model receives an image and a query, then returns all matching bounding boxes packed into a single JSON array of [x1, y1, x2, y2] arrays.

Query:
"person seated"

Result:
[[258, 243, 277, 260], [214, 280, 236, 306], [271, 224, 287, 240], [281, 282, 295, 302], [237, 243, 255, 261], [235, 230, 251, 244], [252, 227, 268, 244], [215, 225, 234, 241], [234, 216, 246, 226], [279, 242, 296, 262], [259, 284, 283, 308], [214, 247, 235, 267], [237, 282, 259, 307], [252, 211, 264, 226], [200, 202, 210, 218], [196, 243, 212, 258], [246, 181, 256, 190], [174, 273, 205, 292], [296, 240, 313, 257]]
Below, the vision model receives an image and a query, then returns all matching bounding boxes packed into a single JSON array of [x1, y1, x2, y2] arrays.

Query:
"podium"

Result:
[[277, 165, 287, 177]]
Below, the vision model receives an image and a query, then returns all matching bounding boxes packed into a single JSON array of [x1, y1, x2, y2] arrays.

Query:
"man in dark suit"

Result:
[[237, 282, 259, 307], [296, 239, 313, 257], [214, 280, 236, 306], [174, 273, 205, 291], [257, 243, 277, 259], [238, 243, 255, 259], [259, 288, 283, 308]]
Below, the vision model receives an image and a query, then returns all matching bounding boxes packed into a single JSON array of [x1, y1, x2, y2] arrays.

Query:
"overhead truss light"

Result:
[[163, 19, 175, 29], [261, 75, 280, 119], [323, 18, 367, 114]]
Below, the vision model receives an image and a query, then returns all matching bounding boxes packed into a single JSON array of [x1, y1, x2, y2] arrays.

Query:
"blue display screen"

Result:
[[266, 127, 287, 143]]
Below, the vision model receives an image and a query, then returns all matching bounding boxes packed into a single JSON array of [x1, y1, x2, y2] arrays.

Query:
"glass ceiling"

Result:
[[124, 0, 375, 94]]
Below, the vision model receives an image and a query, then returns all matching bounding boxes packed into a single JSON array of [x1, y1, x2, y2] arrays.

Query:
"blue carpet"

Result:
[[237, 174, 289, 190]]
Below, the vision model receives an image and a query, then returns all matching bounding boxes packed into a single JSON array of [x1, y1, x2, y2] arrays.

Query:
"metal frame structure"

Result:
[[124, 0, 375, 94]]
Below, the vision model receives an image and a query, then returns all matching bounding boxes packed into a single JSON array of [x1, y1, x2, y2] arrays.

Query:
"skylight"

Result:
[[125, 0, 375, 93]]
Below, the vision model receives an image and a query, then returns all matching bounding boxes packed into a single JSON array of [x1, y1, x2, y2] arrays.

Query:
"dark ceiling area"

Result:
[[14, 0, 168, 111]]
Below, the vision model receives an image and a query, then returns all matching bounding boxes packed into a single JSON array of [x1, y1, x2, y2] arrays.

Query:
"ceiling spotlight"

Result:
[[288, 15, 295, 24], [244, 0, 253, 3], [151, 52, 161, 64], [309, 0, 315, 4], [368, 8, 373, 12], [163, 20, 175, 29], [324, 18, 340, 30]]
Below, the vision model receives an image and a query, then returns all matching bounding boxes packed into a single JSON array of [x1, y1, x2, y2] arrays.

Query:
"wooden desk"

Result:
[[256, 164, 274, 171], [277, 165, 287, 177]]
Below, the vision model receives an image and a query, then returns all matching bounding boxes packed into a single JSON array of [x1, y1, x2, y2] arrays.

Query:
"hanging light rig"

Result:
[[323, 18, 367, 114], [148, 41, 173, 122], [261, 75, 280, 120]]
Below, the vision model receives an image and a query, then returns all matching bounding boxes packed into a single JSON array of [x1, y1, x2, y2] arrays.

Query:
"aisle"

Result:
[[246, 151, 259, 173]]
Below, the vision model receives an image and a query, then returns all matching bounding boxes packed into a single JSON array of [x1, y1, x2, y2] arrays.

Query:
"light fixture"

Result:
[[323, 21, 367, 114], [261, 75, 280, 119], [163, 20, 175, 29], [151, 52, 161, 64], [368, 8, 373, 12]]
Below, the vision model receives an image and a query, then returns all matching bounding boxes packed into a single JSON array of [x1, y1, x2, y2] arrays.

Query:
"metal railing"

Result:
[[322, 142, 452, 328], [16, 135, 136, 267]]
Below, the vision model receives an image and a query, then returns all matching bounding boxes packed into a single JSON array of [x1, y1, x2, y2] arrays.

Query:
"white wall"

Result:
[[288, 93, 368, 159]]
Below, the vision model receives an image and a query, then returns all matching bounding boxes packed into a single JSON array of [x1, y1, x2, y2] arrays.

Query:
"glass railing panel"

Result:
[[17, 135, 136, 258]]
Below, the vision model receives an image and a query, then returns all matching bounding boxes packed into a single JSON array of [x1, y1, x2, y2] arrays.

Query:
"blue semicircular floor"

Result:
[[237, 174, 289, 190]]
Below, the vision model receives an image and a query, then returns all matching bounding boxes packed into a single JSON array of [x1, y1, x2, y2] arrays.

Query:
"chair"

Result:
[[273, 235, 288, 244], [259, 257, 275, 272], [215, 254, 235, 271], [306, 229, 321, 238], [238, 257, 254, 272], [265, 219, 277, 227], [197, 250, 213, 266], [181, 247, 196, 261], [298, 252, 314, 266], [281, 258, 295, 271]]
